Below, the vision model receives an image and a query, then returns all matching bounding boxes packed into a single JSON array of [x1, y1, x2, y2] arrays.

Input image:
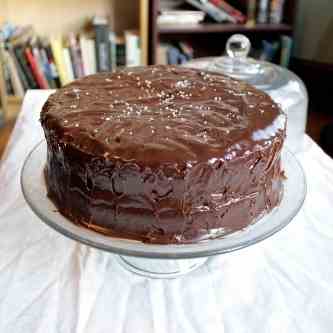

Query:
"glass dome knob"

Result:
[[226, 34, 251, 58]]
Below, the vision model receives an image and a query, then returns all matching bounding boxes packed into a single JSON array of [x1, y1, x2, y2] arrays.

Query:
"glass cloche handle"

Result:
[[211, 33, 260, 80], [226, 34, 251, 59]]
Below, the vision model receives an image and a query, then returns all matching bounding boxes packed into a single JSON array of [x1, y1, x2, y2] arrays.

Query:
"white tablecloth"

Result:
[[1, 90, 333, 333]]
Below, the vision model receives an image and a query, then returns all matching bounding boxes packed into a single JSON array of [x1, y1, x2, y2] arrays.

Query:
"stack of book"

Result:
[[157, 35, 293, 67], [158, 10, 205, 25], [160, 0, 287, 25], [157, 42, 194, 65], [248, 0, 287, 24], [258, 36, 293, 66], [0, 18, 141, 97]]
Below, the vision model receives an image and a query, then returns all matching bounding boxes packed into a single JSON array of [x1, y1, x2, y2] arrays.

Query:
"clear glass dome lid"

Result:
[[186, 34, 289, 91], [185, 34, 309, 154]]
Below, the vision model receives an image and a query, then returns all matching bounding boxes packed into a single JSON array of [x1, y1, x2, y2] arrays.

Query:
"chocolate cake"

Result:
[[40, 65, 286, 244]]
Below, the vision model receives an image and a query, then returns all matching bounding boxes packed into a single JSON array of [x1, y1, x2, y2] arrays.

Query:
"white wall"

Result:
[[294, 0, 333, 63]]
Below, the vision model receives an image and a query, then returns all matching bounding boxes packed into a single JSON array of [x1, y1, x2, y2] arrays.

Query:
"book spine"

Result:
[[270, 0, 285, 23], [45, 44, 61, 88], [257, 0, 270, 23], [62, 48, 75, 82], [247, 0, 257, 25], [185, 0, 232, 23], [8, 25, 34, 47], [280, 35, 292, 67], [0, 41, 7, 94], [260, 40, 280, 61], [32, 47, 50, 88], [39, 47, 57, 89], [209, 0, 246, 23], [125, 32, 141, 67], [116, 41, 126, 67], [95, 24, 111, 72], [7, 46, 29, 91], [178, 42, 194, 60], [79, 37, 89, 75], [80, 37, 97, 75], [0, 41, 12, 102], [157, 45, 168, 65], [25, 47, 48, 89], [69, 34, 84, 78], [109, 32, 117, 71], [14, 46, 38, 89], [87, 39, 97, 75], [5, 49, 25, 97], [50, 39, 69, 86], [167, 47, 180, 65], [2, 59, 14, 95]]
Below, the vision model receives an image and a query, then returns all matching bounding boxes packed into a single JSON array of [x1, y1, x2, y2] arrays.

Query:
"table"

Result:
[[0, 90, 333, 333]]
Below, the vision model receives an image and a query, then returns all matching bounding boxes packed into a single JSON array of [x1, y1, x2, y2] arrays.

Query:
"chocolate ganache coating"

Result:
[[40, 65, 286, 244]]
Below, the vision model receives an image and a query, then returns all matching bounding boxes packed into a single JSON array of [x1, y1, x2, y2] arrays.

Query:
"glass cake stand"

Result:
[[21, 141, 306, 279]]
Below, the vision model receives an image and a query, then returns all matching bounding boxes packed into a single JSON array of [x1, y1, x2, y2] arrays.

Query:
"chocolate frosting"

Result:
[[41, 65, 286, 244]]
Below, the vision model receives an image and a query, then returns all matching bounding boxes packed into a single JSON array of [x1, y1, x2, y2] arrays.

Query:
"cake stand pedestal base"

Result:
[[117, 256, 208, 279]]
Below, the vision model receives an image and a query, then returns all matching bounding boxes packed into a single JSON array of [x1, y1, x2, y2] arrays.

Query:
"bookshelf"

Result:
[[0, 0, 299, 121], [0, 0, 149, 121], [148, 0, 298, 64]]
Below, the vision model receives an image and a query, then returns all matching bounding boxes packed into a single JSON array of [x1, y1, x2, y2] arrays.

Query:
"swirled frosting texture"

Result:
[[41, 65, 286, 243]]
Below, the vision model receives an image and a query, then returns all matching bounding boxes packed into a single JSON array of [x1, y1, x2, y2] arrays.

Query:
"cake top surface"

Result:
[[41, 65, 286, 165]]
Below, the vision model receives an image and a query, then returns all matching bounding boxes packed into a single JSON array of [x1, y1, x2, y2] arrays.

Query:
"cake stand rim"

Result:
[[21, 140, 307, 259]]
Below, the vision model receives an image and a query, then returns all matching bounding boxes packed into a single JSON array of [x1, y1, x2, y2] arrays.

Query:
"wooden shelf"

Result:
[[7, 96, 23, 104], [158, 23, 293, 35], [6, 96, 23, 121]]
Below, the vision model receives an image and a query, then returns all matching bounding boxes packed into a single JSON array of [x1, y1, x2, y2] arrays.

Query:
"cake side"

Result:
[[41, 65, 286, 244], [43, 128, 284, 243]]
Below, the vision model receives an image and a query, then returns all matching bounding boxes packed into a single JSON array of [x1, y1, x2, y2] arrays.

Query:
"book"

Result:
[[185, 0, 235, 23], [7, 46, 29, 91], [93, 16, 111, 72], [260, 40, 280, 62], [32, 45, 50, 88], [0, 22, 16, 42], [280, 35, 293, 67], [178, 41, 194, 61], [24, 47, 49, 89], [246, 0, 256, 26], [13, 45, 38, 89], [209, 0, 246, 24], [68, 33, 84, 79], [125, 30, 141, 67], [39, 47, 56, 89], [167, 46, 180, 65], [62, 47, 75, 82], [156, 44, 169, 65], [4, 49, 25, 97], [125, 30, 140, 67], [270, 0, 286, 24], [50, 38, 69, 86], [157, 10, 205, 25], [109, 32, 117, 71], [2, 61, 14, 94], [116, 37, 126, 67], [8, 25, 34, 47], [257, 0, 270, 23], [44, 43, 61, 88], [0, 106, 4, 126], [167, 46, 187, 65], [79, 36, 96, 76], [0, 40, 8, 98]]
